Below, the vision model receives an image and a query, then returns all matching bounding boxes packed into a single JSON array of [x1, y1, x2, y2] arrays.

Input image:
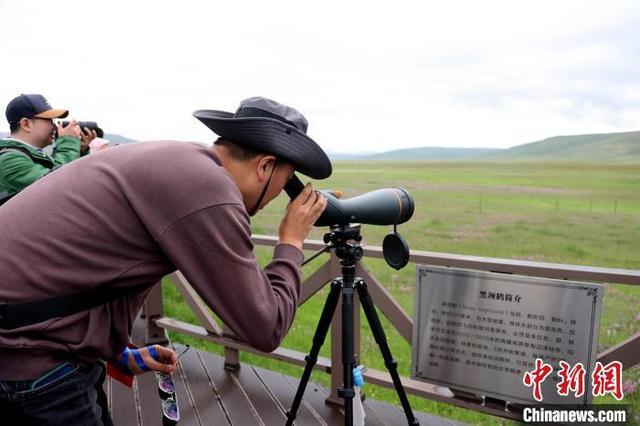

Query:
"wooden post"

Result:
[[144, 281, 169, 346], [223, 325, 241, 371]]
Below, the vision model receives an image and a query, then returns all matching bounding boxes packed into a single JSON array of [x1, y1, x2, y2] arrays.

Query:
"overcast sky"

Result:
[[1, 0, 638, 153]]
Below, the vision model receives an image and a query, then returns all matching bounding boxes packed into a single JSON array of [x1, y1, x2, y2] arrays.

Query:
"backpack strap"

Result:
[[0, 284, 136, 330], [0, 146, 54, 168]]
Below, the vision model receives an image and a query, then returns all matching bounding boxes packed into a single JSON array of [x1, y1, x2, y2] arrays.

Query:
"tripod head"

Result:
[[323, 224, 364, 265], [302, 223, 410, 270]]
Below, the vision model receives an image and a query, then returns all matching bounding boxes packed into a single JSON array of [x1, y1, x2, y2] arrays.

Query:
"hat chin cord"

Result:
[[249, 162, 278, 216]]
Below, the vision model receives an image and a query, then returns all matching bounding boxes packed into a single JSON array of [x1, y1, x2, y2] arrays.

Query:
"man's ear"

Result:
[[256, 155, 278, 181], [20, 118, 32, 133]]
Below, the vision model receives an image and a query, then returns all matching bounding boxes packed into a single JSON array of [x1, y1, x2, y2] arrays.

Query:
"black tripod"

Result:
[[286, 224, 419, 426]]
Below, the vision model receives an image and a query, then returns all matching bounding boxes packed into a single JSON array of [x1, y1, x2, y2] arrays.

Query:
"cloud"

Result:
[[1, 0, 639, 151]]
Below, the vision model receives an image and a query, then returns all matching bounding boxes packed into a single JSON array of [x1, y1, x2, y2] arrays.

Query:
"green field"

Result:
[[163, 161, 640, 425]]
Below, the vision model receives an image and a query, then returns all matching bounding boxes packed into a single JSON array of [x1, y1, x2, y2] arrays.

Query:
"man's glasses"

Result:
[[156, 345, 190, 425]]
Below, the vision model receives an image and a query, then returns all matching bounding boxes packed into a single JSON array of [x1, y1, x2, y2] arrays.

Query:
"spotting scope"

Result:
[[284, 175, 414, 227]]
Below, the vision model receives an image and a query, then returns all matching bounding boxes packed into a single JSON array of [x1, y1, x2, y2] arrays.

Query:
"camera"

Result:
[[60, 121, 104, 138]]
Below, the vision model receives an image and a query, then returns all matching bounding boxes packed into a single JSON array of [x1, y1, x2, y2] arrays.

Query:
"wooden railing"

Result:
[[142, 235, 640, 421]]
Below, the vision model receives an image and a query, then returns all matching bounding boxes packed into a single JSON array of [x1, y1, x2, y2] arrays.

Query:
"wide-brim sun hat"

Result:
[[193, 97, 332, 180]]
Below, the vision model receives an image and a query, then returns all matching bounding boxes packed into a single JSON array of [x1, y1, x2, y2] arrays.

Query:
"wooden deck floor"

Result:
[[104, 343, 466, 426]]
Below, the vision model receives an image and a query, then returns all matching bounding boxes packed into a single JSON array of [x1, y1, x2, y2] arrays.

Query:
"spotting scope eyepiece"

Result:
[[284, 175, 414, 227]]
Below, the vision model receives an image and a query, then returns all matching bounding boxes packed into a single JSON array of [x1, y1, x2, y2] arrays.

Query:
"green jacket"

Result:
[[0, 136, 83, 195]]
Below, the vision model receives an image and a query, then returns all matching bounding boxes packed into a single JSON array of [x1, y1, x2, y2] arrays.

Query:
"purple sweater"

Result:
[[0, 141, 302, 380]]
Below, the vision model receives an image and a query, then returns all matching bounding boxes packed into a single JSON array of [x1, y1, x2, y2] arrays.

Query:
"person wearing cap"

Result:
[[0, 94, 96, 202], [0, 97, 330, 424]]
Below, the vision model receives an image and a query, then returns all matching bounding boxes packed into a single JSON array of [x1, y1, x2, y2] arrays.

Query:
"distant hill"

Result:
[[329, 130, 640, 162], [329, 152, 374, 160], [104, 133, 138, 145], [362, 147, 500, 161], [0, 131, 137, 145], [3, 129, 639, 162], [482, 131, 640, 162]]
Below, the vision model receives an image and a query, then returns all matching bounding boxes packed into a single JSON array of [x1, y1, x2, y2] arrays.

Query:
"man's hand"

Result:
[[124, 345, 178, 375], [79, 127, 97, 153], [56, 120, 81, 139], [278, 183, 327, 250]]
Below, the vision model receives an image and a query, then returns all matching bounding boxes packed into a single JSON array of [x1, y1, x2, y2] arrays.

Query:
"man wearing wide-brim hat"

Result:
[[193, 96, 331, 213], [0, 96, 329, 424]]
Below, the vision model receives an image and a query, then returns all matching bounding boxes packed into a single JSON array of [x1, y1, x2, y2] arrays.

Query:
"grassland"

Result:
[[163, 161, 640, 425]]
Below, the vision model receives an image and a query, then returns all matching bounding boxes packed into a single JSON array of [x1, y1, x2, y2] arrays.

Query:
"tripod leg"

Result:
[[357, 281, 420, 426], [340, 285, 355, 426], [286, 280, 342, 426]]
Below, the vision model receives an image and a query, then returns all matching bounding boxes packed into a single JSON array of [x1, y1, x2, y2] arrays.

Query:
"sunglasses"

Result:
[[162, 396, 179, 426], [156, 345, 190, 425]]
